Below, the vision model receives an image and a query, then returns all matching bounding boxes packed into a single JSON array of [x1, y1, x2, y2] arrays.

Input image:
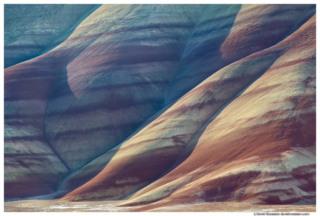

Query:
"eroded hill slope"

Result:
[[4, 4, 316, 206]]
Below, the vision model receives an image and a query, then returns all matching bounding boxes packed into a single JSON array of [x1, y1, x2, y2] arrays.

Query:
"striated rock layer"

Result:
[[4, 4, 316, 206], [4, 4, 97, 68]]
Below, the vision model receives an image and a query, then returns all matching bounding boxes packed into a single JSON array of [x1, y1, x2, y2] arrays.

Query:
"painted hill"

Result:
[[4, 4, 97, 68], [4, 4, 316, 208]]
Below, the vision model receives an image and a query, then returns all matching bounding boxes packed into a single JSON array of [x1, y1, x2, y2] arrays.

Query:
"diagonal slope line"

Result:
[[49, 5, 205, 179], [162, 5, 207, 105], [121, 54, 281, 205], [158, 56, 280, 181], [40, 4, 102, 56], [52, 6, 212, 176], [51, 6, 315, 196], [4, 5, 99, 69], [122, 13, 316, 203], [163, 5, 316, 106], [163, 5, 242, 105]]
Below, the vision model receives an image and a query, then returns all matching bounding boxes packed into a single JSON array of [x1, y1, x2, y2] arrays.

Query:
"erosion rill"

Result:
[[4, 4, 316, 210]]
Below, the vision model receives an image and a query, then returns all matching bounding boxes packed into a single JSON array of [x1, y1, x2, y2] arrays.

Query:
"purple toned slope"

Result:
[[4, 5, 316, 204], [4, 4, 205, 198], [124, 14, 316, 208], [164, 4, 315, 105], [61, 11, 315, 204], [43, 4, 205, 171]]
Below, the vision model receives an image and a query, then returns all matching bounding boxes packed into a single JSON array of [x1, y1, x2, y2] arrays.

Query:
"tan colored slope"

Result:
[[61, 13, 315, 204], [4, 4, 315, 202], [123, 14, 316, 207], [54, 4, 315, 199]]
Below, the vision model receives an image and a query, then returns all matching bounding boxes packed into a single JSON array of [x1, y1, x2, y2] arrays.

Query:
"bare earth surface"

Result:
[[4, 200, 316, 212], [4, 4, 316, 208]]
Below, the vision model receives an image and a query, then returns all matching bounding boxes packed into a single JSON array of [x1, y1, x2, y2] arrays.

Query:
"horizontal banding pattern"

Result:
[[4, 5, 316, 205]]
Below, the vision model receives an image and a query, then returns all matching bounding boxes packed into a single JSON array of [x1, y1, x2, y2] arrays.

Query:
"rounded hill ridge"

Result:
[[4, 4, 316, 208]]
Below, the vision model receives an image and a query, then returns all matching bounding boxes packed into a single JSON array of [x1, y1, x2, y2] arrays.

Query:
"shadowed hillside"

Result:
[[4, 4, 316, 209]]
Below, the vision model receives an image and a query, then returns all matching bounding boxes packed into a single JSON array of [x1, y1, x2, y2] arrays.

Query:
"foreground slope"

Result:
[[61, 13, 316, 205], [124, 14, 316, 207], [4, 4, 316, 206]]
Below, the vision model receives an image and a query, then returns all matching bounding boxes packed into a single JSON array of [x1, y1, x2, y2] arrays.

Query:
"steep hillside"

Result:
[[4, 4, 316, 208]]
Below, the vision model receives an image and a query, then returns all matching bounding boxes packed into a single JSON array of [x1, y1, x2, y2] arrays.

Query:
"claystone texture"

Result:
[[4, 4, 315, 206]]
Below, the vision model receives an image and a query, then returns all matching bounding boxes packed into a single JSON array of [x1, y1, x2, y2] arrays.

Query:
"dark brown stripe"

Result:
[[5, 113, 44, 119], [46, 98, 163, 116], [5, 153, 55, 158], [50, 81, 169, 99], [4, 135, 44, 142]]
